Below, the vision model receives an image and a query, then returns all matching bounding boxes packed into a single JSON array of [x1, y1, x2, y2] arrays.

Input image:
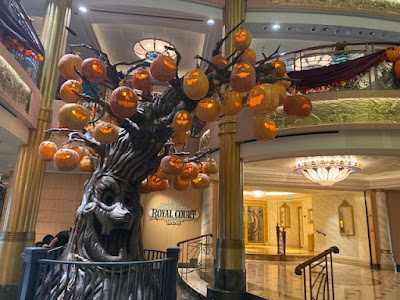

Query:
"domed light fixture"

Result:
[[293, 156, 361, 187], [133, 39, 176, 62]]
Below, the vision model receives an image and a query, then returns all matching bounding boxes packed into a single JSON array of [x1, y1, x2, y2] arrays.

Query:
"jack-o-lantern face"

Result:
[[183, 69, 209, 100], [186, 70, 199, 85], [38, 141, 58, 161], [53, 148, 79, 171], [230, 63, 256, 92], [169, 156, 183, 169], [58, 103, 89, 130], [173, 110, 192, 132], [81, 58, 107, 82], [110, 86, 138, 118], [248, 84, 279, 116], [202, 158, 218, 175], [64, 145, 89, 161], [143, 174, 169, 192], [283, 95, 312, 119], [221, 91, 242, 116], [272, 60, 287, 78], [60, 80, 83, 103], [235, 63, 251, 78], [253, 116, 277, 141], [150, 55, 176, 82], [180, 162, 200, 181], [191, 173, 210, 189], [72, 107, 88, 120], [233, 29, 252, 51], [195, 97, 221, 122], [93, 122, 120, 144], [211, 54, 228, 69], [160, 155, 185, 176], [132, 68, 152, 91]]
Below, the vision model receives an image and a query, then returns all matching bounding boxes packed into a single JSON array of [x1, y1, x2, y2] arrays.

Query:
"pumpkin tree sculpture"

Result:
[[38, 20, 306, 298]]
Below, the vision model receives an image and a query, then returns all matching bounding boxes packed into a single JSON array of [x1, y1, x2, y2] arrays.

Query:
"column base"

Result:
[[213, 268, 246, 292]]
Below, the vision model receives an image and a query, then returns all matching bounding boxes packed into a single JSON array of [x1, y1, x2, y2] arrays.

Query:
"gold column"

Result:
[[213, 0, 246, 293], [0, 0, 72, 287]]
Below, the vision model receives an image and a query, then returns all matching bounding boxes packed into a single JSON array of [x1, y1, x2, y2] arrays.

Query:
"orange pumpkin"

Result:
[[283, 95, 312, 119], [109, 86, 138, 118], [93, 122, 119, 144], [81, 58, 107, 82], [191, 173, 210, 189], [195, 98, 221, 122], [395, 60, 400, 79], [202, 158, 218, 175], [160, 155, 185, 176], [79, 155, 94, 172], [53, 148, 79, 171], [58, 54, 82, 80], [253, 117, 277, 141], [173, 177, 190, 191], [233, 29, 252, 51], [230, 62, 256, 92], [239, 48, 256, 65], [272, 60, 287, 78], [143, 174, 169, 191], [248, 84, 279, 116], [170, 130, 191, 146], [212, 54, 228, 69], [38, 141, 58, 161], [220, 91, 242, 116], [59, 80, 83, 103], [64, 145, 89, 161], [173, 110, 192, 132], [58, 103, 89, 130], [179, 162, 200, 181], [385, 47, 400, 62], [156, 167, 173, 180], [273, 83, 288, 106], [183, 69, 209, 100], [150, 54, 176, 82], [132, 68, 152, 91], [277, 73, 291, 89]]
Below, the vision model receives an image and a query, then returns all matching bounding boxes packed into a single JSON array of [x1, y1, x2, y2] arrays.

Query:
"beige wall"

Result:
[[386, 190, 400, 266]]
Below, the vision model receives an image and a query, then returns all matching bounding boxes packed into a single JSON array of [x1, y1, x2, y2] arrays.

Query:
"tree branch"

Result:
[[255, 45, 281, 65], [212, 19, 244, 56], [68, 132, 104, 156]]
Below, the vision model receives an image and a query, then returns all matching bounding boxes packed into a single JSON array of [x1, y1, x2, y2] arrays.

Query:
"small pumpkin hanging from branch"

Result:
[[220, 91, 243, 116], [81, 58, 107, 82], [159, 155, 185, 176], [230, 62, 256, 92], [58, 103, 89, 130], [195, 97, 221, 122], [179, 162, 200, 181], [38, 141, 58, 161], [248, 84, 279, 116], [191, 173, 211, 189], [79, 155, 94, 172], [59, 80, 83, 103], [58, 53, 82, 80], [150, 54, 176, 82], [53, 148, 79, 171], [93, 122, 120, 144], [283, 95, 312, 119], [109, 86, 138, 118], [172, 110, 193, 132], [253, 116, 277, 141], [183, 69, 209, 100], [132, 68, 152, 91], [233, 28, 252, 51]]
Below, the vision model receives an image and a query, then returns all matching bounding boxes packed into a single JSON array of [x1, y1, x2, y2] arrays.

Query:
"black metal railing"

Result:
[[295, 246, 340, 300], [177, 233, 213, 281], [276, 224, 286, 255]]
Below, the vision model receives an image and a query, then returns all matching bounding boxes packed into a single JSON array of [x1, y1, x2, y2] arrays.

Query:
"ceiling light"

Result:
[[79, 6, 88, 13], [133, 39, 176, 62], [272, 24, 280, 30], [207, 19, 215, 26], [293, 156, 361, 187]]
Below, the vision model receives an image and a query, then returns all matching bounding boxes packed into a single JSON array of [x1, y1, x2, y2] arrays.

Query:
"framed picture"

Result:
[[280, 203, 291, 228], [308, 209, 313, 224], [244, 201, 268, 246]]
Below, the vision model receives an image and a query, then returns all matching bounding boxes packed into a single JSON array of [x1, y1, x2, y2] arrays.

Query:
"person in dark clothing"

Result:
[[49, 228, 71, 248], [42, 234, 53, 246]]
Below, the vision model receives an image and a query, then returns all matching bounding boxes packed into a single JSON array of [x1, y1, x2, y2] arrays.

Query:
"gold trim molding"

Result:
[[0, 231, 35, 242]]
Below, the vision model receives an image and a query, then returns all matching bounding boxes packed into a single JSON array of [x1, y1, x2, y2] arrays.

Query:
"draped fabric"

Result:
[[287, 50, 385, 89]]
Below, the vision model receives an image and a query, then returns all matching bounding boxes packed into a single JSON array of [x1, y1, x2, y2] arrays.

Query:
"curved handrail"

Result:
[[38, 257, 173, 266], [295, 246, 339, 275], [177, 233, 213, 246]]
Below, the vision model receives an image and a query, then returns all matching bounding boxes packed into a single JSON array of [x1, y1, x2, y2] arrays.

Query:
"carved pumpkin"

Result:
[[212, 54, 228, 69], [202, 158, 218, 175], [156, 167, 173, 180], [385, 47, 400, 62], [132, 68, 152, 91], [170, 130, 190, 146], [53, 148, 79, 171], [58, 103, 89, 130], [64, 145, 89, 161], [79, 155, 94, 172], [284, 95, 312, 119], [110, 86, 138, 118], [220, 91, 242, 116], [93, 122, 120, 144], [160, 155, 185, 176], [395, 60, 400, 79], [195, 97, 221, 122], [277, 73, 291, 89], [144, 174, 169, 192], [239, 48, 256, 65], [38, 141, 58, 161], [233, 29, 252, 51], [179, 162, 200, 181], [248, 84, 279, 116], [272, 60, 287, 78], [273, 83, 288, 106], [191, 173, 210, 189], [58, 54, 82, 80], [183, 69, 209, 100], [230, 62, 256, 92], [173, 177, 190, 191], [150, 54, 176, 82], [253, 116, 277, 141], [81, 58, 107, 82], [59, 80, 83, 103], [173, 110, 192, 132]]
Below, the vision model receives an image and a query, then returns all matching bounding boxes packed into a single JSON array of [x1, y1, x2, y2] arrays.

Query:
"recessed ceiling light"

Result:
[[272, 24, 280, 30], [207, 19, 215, 26], [79, 6, 88, 13]]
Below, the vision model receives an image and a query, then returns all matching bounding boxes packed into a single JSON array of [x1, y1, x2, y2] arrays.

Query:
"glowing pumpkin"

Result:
[[160, 155, 185, 176], [385, 47, 400, 62], [277, 73, 291, 89], [220, 91, 242, 116], [132, 68, 152, 91], [79, 155, 94, 172], [59, 80, 83, 103], [212, 54, 228, 69], [53, 148, 79, 171], [183, 69, 209, 100], [195, 98, 221, 122], [93, 122, 120, 144], [202, 158, 218, 175], [253, 116, 277, 141], [156, 167, 173, 180], [173, 177, 190, 191], [191, 173, 210, 189], [63, 145, 89, 161], [283, 95, 312, 119], [81, 58, 107, 82], [110, 86, 138, 118], [230, 62, 256, 92], [143, 174, 169, 192], [58, 54, 82, 80], [58, 103, 89, 130], [239, 48, 256, 65], [233, 29, 252, 51], [248, 84, 279, 116], [273, 83, 288, 106], [272, 60, 287, 78], [150, 54, 176, 82], [173, 110, 192, 132], [170, 130, 191, 146], [38, 141, 58, 161], [179, 162, 200, 181]]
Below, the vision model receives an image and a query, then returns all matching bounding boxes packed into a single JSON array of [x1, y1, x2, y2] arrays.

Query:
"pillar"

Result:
[[0, 0, 72, 289], [211, 0, 246, 295]]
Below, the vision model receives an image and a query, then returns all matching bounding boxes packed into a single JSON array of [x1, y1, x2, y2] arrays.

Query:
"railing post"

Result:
[[167, 247, 179, 300], [18, 247, 47, 300]]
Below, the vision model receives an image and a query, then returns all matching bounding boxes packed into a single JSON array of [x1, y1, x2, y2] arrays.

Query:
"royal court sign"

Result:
[[148, 199, 199, 225]]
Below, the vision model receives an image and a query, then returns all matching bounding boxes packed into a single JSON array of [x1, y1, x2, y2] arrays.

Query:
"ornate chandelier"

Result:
[[133, 39, 176, 62], [293, 156, 361, 186]]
